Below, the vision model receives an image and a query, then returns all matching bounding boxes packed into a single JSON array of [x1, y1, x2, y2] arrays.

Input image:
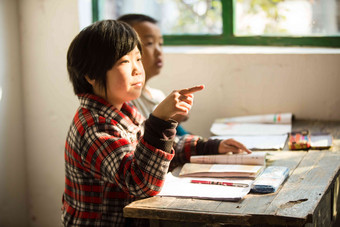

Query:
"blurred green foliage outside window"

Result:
[[90, 0, 340, 47]]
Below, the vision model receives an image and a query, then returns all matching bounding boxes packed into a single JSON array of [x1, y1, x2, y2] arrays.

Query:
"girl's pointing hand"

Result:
[[152, 85, 204, 121]]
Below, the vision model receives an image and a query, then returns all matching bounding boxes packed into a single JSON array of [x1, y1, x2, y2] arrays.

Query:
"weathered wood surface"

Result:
[[124, 120, 340, 226]]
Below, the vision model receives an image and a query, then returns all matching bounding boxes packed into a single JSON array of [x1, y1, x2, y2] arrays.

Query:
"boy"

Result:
[[117, 14, 190, 135], [62, 20, 250, 227]]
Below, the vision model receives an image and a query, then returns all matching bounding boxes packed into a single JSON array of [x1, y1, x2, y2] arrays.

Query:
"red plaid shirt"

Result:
[[62, 93, 220, 226]]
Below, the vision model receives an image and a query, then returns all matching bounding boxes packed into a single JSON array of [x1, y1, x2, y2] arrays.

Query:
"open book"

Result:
[[179, 163, 265, 179], [158, 172, 253, 201]]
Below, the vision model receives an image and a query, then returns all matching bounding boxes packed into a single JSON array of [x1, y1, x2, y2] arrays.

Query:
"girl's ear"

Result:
[[85, 75, 95, 86]]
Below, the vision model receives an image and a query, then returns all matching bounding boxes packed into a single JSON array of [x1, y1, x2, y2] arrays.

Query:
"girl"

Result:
[[62, 20, 250, 227]]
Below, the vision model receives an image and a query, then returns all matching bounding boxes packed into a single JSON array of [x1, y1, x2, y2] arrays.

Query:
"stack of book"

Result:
[[158, 152, 267, 201], [180, 152, 266, 179], [251, 166, 289, 193]]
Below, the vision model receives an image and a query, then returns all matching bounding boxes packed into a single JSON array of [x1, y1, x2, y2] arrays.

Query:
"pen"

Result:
[[190, 180, 249, 188]]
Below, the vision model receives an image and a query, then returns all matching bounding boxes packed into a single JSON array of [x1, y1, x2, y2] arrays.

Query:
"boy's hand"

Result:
[[152, 85, 204, 121], [218, 139, 252, 154]]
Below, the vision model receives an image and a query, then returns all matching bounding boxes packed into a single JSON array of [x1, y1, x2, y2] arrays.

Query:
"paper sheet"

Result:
[[211, 135, 288, 150], [215, 113, 293, 124], [158, 173, 252, 201]]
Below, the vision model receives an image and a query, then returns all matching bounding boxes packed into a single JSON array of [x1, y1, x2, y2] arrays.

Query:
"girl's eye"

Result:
[[120, 60, 129, 64], [137, 58, 142, 62]]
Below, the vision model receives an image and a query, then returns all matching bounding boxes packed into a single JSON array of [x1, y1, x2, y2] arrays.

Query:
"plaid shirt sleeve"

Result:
[[169, 135, 221, 171]]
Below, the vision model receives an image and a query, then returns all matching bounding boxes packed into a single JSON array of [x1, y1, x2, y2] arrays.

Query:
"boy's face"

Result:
[[92, 46, 145, 109], [132, 21, 163, 82]]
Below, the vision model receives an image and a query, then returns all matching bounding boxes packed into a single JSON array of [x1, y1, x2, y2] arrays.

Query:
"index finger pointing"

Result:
[[179, 85, 205, 95]]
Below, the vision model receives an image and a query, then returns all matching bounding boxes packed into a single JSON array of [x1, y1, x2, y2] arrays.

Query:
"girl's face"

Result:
[[132, 21, 163, 82], [90, 46, 145, 109]]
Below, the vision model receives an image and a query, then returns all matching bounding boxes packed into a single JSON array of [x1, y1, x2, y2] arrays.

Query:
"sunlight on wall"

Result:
[[0, 0, 4, 109], [78, 0, 92, 29]]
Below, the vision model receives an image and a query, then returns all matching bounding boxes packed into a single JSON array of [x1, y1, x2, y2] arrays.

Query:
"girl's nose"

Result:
[[132, 60, 143, 75]]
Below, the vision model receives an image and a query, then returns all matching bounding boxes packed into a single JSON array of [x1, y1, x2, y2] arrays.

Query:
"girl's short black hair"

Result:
[[67, 20, 142, 95]]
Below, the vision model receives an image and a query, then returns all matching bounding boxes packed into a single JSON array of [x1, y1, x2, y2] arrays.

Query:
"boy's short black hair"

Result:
[[67, 20, 142, 95], [117, 14, 158, 26]]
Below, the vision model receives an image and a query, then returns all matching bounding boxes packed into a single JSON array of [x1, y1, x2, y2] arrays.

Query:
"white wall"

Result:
[[151, 49, 340, 137], [19, 0, 79, 226], [0, 0, 28, 226], [0, 0, 339, 226]]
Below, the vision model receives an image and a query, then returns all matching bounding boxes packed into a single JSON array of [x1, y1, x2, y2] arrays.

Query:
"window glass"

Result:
[[97, 0, 222, 35], [160, 0, 222, 35], [235, 0, 340, 36], [89, 0, 340, 46]]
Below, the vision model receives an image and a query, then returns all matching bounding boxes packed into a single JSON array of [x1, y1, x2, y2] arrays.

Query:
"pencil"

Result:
[[190, 179, 249, 188]]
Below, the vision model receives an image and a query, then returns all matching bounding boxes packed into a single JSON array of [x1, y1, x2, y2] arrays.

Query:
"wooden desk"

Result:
[[124, 120, 340, 227]]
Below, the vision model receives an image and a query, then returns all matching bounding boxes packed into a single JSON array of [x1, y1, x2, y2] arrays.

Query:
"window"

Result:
[[91, 0, 340, 47]]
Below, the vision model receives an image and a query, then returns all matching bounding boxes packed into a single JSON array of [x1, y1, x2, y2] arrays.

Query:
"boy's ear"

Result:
[[85, 75, 95, 86]]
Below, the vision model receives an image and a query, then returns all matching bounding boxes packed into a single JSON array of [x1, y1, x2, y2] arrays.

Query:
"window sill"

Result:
[[163, 46, 340, 54]]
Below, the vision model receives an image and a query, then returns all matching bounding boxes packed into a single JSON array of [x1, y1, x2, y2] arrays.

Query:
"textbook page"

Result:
[[190, 152, 267, 165], [158, 173, 252, 201]]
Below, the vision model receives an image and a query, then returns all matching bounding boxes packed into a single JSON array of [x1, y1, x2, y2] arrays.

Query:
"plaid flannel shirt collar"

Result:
[[77, 93, 145, 132]]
